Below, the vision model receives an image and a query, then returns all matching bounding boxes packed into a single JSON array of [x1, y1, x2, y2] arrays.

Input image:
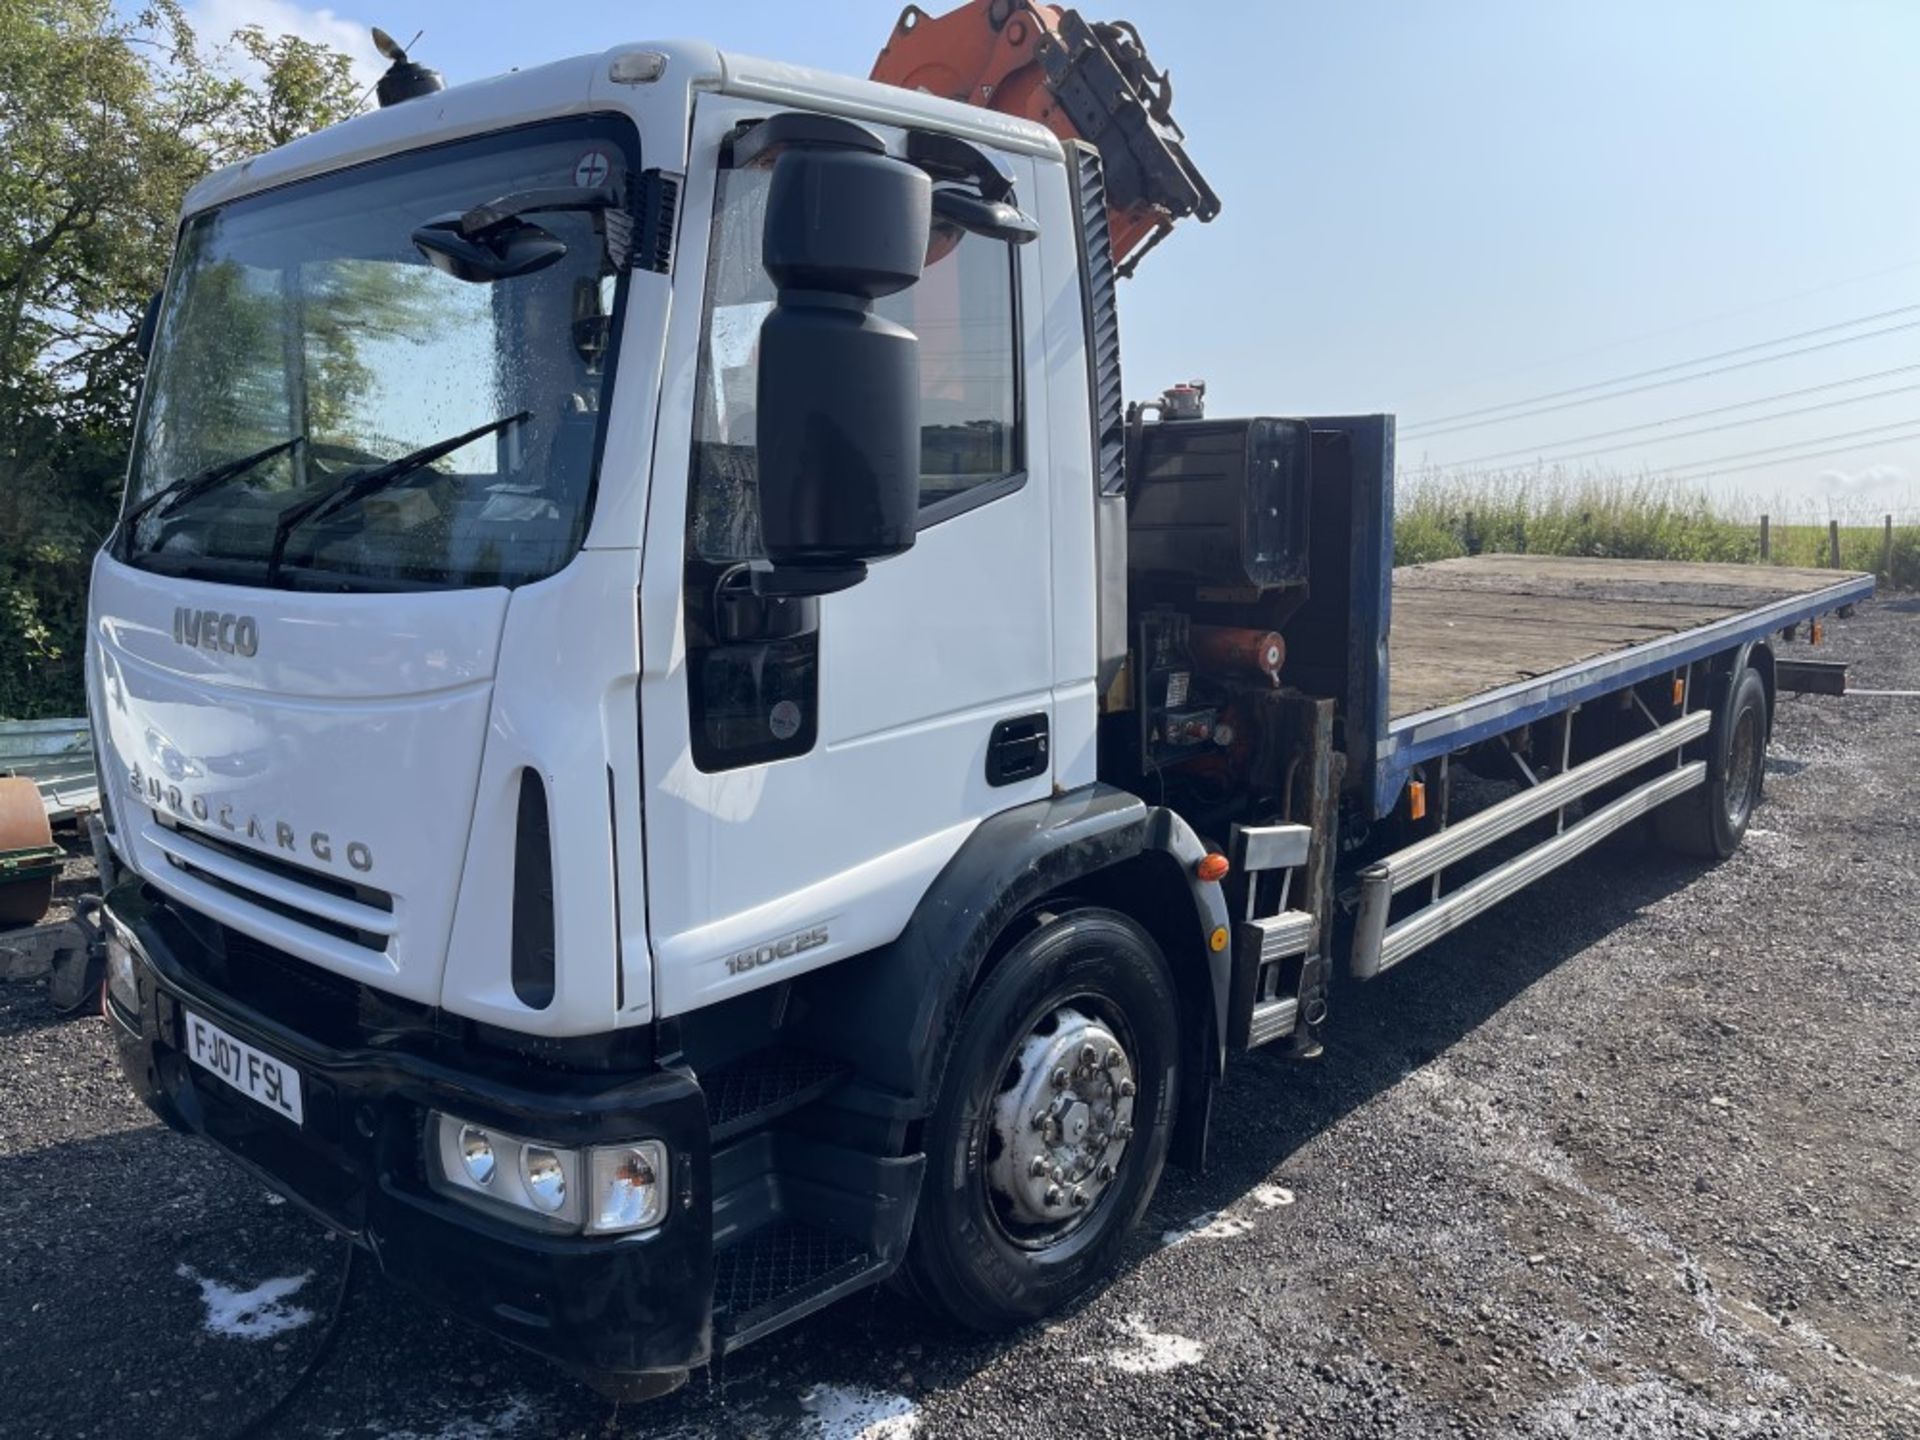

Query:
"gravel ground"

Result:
[[3, 597, 1915, 1440]]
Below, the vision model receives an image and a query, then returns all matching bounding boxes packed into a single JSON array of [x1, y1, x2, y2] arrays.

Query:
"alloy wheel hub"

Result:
[[988, 1006, 1137, 1233]]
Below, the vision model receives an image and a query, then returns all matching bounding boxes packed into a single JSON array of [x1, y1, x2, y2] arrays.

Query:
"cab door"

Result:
[[636, 96, 1057, 1018]]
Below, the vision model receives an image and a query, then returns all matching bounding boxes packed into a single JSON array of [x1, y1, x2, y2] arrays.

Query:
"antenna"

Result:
[[369, 26, 442, 109]]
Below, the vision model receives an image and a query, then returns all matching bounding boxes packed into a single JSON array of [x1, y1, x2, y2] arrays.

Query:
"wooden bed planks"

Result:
[[1386, 553, 1861, 720]]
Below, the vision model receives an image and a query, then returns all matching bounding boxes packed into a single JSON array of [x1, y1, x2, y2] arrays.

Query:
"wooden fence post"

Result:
[[1759, 514, 1770, 560], [1829, 519, 1841, 568], [1886, 514, 1897, 578]]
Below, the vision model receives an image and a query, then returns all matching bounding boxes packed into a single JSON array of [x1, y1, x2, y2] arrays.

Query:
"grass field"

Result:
[[1394, 468, 1920, 588]]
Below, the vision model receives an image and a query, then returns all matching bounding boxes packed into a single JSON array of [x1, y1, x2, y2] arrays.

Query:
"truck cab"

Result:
[[92, 39, 1243, 1396]]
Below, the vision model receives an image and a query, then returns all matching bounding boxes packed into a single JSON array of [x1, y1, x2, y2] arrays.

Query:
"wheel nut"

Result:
[[1079, 1043, 1098, 1067], [1028, 1155, 1050, 1178], [1044, 1184, 1064, 1207], [1070, 1185, 1088, 1207], [1118, 1078, 1136, 1098], [1051, 1165, 1065, 1184], [1104, 1047, 1122, 1068], [1051, 1066, 1069, 1089], [1098, 1163, 1115, 1181]]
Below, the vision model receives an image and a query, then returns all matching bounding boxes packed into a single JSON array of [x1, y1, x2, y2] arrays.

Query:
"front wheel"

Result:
[[900, 907, 1180, 1332], [1655, 664, 1769, 859]]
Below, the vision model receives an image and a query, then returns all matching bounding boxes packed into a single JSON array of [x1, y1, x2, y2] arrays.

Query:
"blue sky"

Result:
[[192, 0, 1920, 516]]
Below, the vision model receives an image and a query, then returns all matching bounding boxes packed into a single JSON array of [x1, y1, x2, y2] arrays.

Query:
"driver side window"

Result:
[[688, 163, 1024, 565]]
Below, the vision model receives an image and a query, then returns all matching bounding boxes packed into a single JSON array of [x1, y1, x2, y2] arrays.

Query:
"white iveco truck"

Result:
[[88, 4, 1870, 1400]]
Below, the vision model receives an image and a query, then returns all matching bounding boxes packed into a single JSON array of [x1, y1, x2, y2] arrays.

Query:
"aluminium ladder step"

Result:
[[1234, 909, 1314, 1050]]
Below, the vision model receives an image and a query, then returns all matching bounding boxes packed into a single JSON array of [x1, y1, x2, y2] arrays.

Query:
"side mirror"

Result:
[[744, 115, 930, 596], [135, 292, 162, 362], [412, 214, 568, 283]]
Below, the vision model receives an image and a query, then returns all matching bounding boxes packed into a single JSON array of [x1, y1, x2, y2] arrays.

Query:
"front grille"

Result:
[[169, 920, 426, 1051], [171, 820, 392, 911], [148, 814, 395, 952]]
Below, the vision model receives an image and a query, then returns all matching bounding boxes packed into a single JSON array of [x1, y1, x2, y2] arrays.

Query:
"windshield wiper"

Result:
[[266, 412, 530, 583], [121, 436, 306, 533]]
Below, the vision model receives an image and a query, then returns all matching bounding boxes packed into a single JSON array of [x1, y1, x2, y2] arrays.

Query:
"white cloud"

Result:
[[187, 0, 385, 93], [1817, 461, 1910, 496]]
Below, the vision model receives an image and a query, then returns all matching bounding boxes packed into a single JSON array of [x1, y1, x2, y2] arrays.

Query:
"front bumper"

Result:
[[103, 881, 712, 1382]]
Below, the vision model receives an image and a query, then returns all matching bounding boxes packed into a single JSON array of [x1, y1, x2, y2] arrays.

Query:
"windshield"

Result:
[[120, 116, 638, 591]]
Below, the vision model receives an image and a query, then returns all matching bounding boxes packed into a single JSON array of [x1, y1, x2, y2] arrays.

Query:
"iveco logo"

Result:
[[173, 606, 258, 657]]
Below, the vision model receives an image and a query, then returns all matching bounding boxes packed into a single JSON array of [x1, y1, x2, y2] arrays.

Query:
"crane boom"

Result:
[[872, 0, 1219, 274]]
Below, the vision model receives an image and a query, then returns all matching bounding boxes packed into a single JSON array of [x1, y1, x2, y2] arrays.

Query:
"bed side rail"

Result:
[[1351, 707, 1709, 980]]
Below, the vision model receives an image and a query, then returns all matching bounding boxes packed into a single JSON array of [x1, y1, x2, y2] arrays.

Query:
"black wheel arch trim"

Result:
[[791, 782, 1231, 1118]]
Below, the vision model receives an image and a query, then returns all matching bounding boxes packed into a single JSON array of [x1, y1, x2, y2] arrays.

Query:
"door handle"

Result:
[[986, 713, 1049, 786]]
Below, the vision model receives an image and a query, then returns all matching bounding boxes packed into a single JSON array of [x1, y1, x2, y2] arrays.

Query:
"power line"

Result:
[[1403, 301, 1920, 432], [1437, 376, 1920, 468], [1395, 256, 1920, 409], [1400, 316, 1920, 442], [1673, 427, 1920, 484], [1423, 362, 1920, 466], [1661, 415, 1920, 476]]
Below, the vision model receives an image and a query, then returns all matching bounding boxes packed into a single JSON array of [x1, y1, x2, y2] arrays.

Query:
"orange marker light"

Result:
[[1208, 925, 1230, 953], [1810, 620, 1824, 645], [1196, 853, 1230, 884], [1672, 676, 1686, 707], [1407, 780, 1427, 822]]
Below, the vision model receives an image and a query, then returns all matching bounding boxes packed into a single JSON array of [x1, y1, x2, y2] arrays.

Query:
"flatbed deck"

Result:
[[1369, 553, 1874, 812]]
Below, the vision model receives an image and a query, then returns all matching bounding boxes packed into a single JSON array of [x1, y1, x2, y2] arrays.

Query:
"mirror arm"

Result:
[[905, 129, 1015, 203], [931, 188, 1040, 245], [458, 184, 617, 237]]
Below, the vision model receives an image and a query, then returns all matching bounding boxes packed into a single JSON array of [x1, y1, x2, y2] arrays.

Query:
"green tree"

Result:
[[0, 0, 364, 715]]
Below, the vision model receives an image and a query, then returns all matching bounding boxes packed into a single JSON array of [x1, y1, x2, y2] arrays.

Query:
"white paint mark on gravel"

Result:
[[1160, 1211, 1254, 1247], [1405, 1063, 1800, 1391], [797, 1383, 920, 1438], [1249, 1183, 1296, 1209], [1523, 1376, 1828, 1439], [176, 1263, 313, 1340], [1101, 1314, 1206, 1374]]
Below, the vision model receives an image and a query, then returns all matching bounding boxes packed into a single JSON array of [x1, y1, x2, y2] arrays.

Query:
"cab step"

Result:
[[712, 1221, 885, 1353], [704, 1045, 852, 1142]]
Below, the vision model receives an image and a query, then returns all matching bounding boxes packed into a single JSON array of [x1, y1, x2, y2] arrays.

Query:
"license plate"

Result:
[[183, 1010, 304, 1125]]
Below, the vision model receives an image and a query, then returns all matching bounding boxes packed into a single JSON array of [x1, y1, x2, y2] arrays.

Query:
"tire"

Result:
[[900, 907, 1180, 1332], [1654, 665, 1769, 860]]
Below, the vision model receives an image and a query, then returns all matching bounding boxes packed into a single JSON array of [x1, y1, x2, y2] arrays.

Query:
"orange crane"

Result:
[[872, 0, 1220, 274]]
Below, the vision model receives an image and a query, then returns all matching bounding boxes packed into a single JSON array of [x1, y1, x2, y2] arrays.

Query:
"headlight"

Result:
[[105, 929, 140, 1014], [521, 1146, 567, 1212], [587, 1141, 669, 1234], [428, 1113, 668, 1236], [457, 1125, 495, 1186]]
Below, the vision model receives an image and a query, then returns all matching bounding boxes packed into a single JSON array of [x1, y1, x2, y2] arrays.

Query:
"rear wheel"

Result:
[[1655, 665, 1769, 860], [900, 907, 1179, 1331]]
